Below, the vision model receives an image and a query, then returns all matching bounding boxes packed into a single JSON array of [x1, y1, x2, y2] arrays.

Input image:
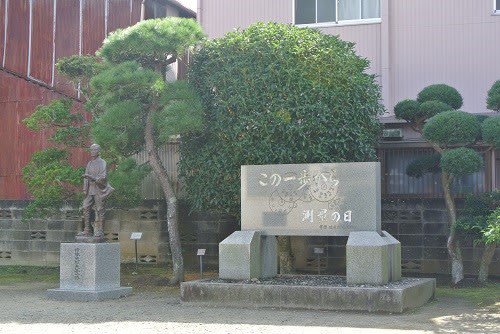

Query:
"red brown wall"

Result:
[[0, 0, 143, 199]]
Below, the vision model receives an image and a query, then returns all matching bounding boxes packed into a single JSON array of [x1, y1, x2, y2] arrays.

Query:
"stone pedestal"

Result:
[[219, 231, 277, 280], [47, 242, 132, 301], [346, 231, 401, 285]]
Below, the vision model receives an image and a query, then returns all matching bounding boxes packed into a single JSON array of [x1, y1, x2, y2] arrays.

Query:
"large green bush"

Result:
[[181, 22, 384, 215]]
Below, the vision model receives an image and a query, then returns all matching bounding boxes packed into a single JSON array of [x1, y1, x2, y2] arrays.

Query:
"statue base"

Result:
[[47, 242, 132, 301], [75, 235, 107, 243]]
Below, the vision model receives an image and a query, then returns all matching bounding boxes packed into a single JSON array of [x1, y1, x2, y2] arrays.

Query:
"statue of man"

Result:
[[77, 144, 114, 240]]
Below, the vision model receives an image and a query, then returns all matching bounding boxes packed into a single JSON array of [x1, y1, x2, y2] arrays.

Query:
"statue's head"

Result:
[[90, 144, 101, 157]]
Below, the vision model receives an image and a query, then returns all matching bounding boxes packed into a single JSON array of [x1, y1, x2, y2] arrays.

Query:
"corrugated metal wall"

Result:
[[0, 0, 143, 199]]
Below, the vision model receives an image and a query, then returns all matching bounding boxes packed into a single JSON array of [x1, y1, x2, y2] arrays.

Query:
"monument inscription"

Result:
[[73, 247, 81, 280], [241, 162, 381, 236]]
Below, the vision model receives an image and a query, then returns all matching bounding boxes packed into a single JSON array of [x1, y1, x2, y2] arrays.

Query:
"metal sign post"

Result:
[[130, 232, 143, 269], [313, 247, 324, 275], [197, 249, 206, 279]]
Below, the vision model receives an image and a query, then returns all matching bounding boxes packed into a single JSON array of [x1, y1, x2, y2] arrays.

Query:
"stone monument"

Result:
[[47, 144, 132, 301], [221, 162, 399, 283], [182, 162, 435, 313]]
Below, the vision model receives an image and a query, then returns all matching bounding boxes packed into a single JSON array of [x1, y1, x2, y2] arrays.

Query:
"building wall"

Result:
[[198, 0, 500, 114], [0, 0, 144, 199]]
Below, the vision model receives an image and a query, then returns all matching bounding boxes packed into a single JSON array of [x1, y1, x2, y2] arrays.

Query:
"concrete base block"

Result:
[[219, 231, 277, 280], [180, 277, 436, 313], [46, 287, 132, 301], [346, 230, 401, 285], [47, 242, 132, 301], [382, 231, 402, 281]]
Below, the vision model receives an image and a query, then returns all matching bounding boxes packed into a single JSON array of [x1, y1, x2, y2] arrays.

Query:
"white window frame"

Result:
[[293, 0, 381, 27], [495, 0, 500, 15]]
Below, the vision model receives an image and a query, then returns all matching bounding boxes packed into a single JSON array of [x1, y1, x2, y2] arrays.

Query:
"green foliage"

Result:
[[481, 116, 500, 148], [155, 80, 204, 143], [418, 100, 453, 118], [440, 147, 483, 176], [393, 99, 420, 122], [97, 17, 205, 70], [23, 99, 88, 146], [22, 17, 204, 221], [181, 22, 384, 215], [405, 154, 441, 178], [455, 191, 500, 237], [417, 84, 463, 110], [482, 207, 500, 245], [107, 158, 151, 208], [486, 80, 500, 111], [423, 110, 480, 146], [22, 148, 84, 219]]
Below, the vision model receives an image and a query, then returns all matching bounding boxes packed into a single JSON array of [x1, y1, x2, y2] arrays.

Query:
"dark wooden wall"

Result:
[[0, 0, 144, 199]]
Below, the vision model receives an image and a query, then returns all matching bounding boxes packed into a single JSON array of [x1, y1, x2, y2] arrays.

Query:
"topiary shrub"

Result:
[[418, 100, 452, 118], [486, 80, 500, 111], [405, 154, 441, 178], [423, 110, 481, 146], [417, 84, 463, 109], [440, 147, 483, 176], [394, 99, 420, 122], [481, 116, 500, 148]]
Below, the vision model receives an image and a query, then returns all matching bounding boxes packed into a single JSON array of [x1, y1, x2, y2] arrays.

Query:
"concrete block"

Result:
[[47, 242, 132, 301], [382, 231, 402, 281], [219, 231, 261, 279], [260, 235, 278, 278], [346, 231, 389, 285]]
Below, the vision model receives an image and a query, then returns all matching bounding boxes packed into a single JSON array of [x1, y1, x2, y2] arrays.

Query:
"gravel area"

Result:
[[209, 275, 422, 288], [0, 282, 498, 334]]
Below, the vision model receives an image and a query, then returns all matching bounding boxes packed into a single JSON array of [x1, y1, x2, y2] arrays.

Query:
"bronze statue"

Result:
[[77, 144, 114, 242]]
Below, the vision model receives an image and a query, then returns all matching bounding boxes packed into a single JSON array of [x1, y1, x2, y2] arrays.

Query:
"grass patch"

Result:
[[0, 263, 218, 289], [436, 281, 500, 307], [0, 265, 59, 285]]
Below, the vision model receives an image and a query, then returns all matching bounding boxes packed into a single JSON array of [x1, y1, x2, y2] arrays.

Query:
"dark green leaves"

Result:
[[487, 80, 500, 111], [181, 22, 384, 215], [97, 17, 205, 70], [423, 110, 481, 146]]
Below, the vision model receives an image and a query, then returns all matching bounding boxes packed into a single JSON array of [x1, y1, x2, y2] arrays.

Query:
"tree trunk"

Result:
[[145, 107, 184, 285], [277, 236, 294, 274], [441, 172, 464, 284], [478, 243, 496, 283]]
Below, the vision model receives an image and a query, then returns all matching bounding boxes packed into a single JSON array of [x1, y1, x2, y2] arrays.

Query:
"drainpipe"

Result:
[[197, 0, 201, 26], [141, 0, 146, 21]]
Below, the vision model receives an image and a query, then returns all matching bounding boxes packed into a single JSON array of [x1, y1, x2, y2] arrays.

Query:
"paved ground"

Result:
[[0, 282, 498, 334]]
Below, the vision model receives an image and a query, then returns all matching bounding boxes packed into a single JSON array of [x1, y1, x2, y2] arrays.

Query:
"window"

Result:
[[295, 0, 380, 25], [380, 148, 486, 197], [496, 0, 500, 13]]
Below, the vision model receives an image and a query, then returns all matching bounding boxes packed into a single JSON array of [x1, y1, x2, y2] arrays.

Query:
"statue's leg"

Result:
[[93, 195, 105, 238], [77, 195, 94, 236]]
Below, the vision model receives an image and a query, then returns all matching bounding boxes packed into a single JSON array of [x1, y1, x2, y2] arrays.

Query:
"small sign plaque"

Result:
[[197, 249, 206, 256], [130, 232, 143, 240], [313, 247, 324, 254]]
